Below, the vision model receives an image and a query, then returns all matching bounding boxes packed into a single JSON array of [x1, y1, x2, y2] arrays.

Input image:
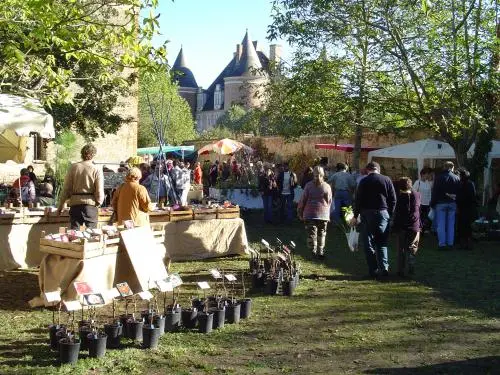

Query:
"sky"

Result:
[[152, 0, 291, 88]]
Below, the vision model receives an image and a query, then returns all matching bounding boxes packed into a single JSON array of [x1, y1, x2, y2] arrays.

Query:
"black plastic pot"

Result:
[[209, 308, 225, 329], [197, 312, 213, 334], [59, 339, 80, 364], [153, 315, 165, 336], [126, 320, 144, 341], [252, 272, 266, 289], [119, 314, 133, 338], [78, 326, 92, 351], [264, 259, 272, 272], [239, 298, 252, 319], [49, 324, 65, 350], [282, 280, 296, 296], [87, 333, 107, 358], [142, 325, 161, 349], [265, 279, 279, 295], [55, 330, 67, 350], [104, 323, 121, 349], [164, 310, 181, 332], [181, 308, 198, 329], [78, 320, 92, 328], [226, 303, 241, 324], [141, 309, 155, 324]]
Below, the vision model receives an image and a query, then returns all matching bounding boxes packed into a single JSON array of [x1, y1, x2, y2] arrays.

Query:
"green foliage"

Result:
[[53, 130, 81, 199], [197, 126, 235, 141], [0, 0, 167, 138], [138, 67, 196, 147], [216, 105, 264, 136]]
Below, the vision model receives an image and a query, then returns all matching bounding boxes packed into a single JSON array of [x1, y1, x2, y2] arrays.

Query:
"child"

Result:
[[393, 177, 421, 276]]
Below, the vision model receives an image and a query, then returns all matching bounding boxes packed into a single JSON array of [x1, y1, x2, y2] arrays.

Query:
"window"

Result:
[[214, 84, 224, 110]]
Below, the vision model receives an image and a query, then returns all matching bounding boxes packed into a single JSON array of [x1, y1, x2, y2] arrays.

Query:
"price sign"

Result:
[[63, 300, 81, 311], [209, 269, 222, 279], [43, 291, 61, 304], [197, 281, 211, 290], [156, 280, 173, 292], [137, 291, 153, 300], [261, 239, 270, 247], [168, 274, 183, 288], [224, 274, 237, 282]]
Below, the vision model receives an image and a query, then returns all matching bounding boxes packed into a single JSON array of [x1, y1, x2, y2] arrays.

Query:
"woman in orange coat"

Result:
[[193, 162, 202, 185], [112, 167, 152, 227]]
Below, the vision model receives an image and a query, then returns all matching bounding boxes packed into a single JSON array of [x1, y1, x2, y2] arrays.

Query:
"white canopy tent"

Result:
[[367, 139, 456, 174], [468, 140, 500, 203], [0, 94, 55, 162]]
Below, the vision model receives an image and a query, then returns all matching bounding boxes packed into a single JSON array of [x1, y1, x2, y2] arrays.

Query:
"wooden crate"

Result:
[[39, 237, 120, 259], [149, 210, 171, 223], [151, 225, 165, 243], [193, 208, 217, 220], [168, 209, 193, 222], [217, 206, 240, 219]]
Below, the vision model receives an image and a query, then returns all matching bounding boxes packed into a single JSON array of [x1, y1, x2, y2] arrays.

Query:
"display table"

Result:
[[161, 218, 249, 261]]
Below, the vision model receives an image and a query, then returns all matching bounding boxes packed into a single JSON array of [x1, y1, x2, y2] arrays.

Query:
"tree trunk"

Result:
[[352, 122, 363, 171]]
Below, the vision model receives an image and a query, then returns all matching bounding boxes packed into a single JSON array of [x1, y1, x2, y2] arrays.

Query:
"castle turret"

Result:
[[172, 47, 199, 116]]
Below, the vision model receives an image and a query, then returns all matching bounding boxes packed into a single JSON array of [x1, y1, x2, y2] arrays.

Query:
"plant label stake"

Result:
[[197, 281, 211, 300]]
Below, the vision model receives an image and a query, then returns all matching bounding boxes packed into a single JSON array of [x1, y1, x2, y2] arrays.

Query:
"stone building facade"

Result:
[[172, 30, 281, 132]]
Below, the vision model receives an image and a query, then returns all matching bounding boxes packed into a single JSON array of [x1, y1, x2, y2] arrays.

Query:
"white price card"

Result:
[[168, 274, 183, 288], [43, 291, 61, 304], [156, 280, 173, 292], [197, 281, 211, 290], [209, 269, 222, 279], [137, 291, 153, 300], [105, 288, 121, 299], [63, 300, 81, 312], [261, 239, 270, 247], [224, 274, 237, 282]]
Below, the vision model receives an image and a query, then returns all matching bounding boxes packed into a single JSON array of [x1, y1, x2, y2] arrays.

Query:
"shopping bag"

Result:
[[428, 208, 435, 221], [347, 228, 359, 252]]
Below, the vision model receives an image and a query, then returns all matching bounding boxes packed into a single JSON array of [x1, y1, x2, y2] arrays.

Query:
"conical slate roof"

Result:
[[172, 47, 198, 88], [234, 30, 264, 76]]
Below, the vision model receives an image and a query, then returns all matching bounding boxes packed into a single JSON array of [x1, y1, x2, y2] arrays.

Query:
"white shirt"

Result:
[[413, 179, 432, 206], [282, 172, 291, 195]]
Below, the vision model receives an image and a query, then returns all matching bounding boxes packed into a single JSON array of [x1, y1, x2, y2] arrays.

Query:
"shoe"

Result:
[[312, 250, 317, 257], [318, 253, 325, 259]]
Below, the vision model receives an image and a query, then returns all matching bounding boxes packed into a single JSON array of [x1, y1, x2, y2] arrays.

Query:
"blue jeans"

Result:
[[360, 210, 390, 275], [262, 195, 273, 223], [281, 194, 294, 222], [435, 202, 457, 247], [333, 190, 352, 223]]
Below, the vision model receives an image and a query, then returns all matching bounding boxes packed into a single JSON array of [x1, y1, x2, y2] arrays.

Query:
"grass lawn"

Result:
[[0, 210, 498, 374]]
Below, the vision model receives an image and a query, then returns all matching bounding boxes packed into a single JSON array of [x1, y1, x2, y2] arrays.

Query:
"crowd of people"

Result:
[[260, 158, 482, 280], [8, 165, 57, 207]]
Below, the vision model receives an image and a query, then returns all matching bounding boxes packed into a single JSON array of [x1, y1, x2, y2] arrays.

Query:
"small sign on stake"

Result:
[[83, 293, 105, 306], [43, 291, 61, 304], [116, 282, 133, 297], [74, 281, 93, 295], [224, 274, 237, 282], [63, 300, 82, 312], [168, 274, 183, 288], [261, 239, 270, 248], [156, 279, 173, 292], [197, 281, 211, 290], [209, 269, 222, 279], [137, 291, 153, 300]]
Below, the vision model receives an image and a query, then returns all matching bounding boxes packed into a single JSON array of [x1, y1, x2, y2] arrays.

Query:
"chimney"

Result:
[[236, 44, 242, 61], [269, 44, 282, 63]]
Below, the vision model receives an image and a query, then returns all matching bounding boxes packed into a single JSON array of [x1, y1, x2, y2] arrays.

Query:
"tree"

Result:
[[269, 0, 395, 170], [0, 0, 168, 138], [138, 67, 195, 147], [368, 0, 498, 166], [216, 105, 263, 135]]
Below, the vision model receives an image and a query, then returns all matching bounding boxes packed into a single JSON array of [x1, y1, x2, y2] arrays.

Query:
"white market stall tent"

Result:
[[367, 139, 456, 174], [0, 93, 55, 163]]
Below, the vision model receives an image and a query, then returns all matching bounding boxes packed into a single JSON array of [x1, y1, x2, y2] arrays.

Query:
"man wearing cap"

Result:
[[351, 162, 396, 278], [57, 144, 104, 229]]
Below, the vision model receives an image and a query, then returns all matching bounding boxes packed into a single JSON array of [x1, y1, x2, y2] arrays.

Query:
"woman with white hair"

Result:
[[297, 166, 332, 258], [112, 167, 152, 227]]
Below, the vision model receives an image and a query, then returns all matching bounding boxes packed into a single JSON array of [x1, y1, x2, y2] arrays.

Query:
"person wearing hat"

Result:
[[350, 161, 396, 279], [57, 144, 104, 229]]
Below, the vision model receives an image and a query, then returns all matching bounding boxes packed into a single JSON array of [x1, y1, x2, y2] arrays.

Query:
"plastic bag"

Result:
[[347, 228, 359, 252], [428, 208, 435, 221]]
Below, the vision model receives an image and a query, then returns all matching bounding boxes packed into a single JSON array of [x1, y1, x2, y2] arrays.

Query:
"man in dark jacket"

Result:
[[430, 161, 460, 249], [277, 162, 298, 223], [351, 161, 397, 278]]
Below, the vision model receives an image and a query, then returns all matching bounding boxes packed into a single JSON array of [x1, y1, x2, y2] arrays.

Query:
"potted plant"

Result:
[[164, 289, 182, 332], [197, 299, 214, 334], [58, 331, 81, 364], [142, 314, 161, 349], [209, 298, 226, 330], [87, 329, 107, 358], [181, 306, 198, 329], [126, 297, 144, 341], [239, 271, 252, 319]]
